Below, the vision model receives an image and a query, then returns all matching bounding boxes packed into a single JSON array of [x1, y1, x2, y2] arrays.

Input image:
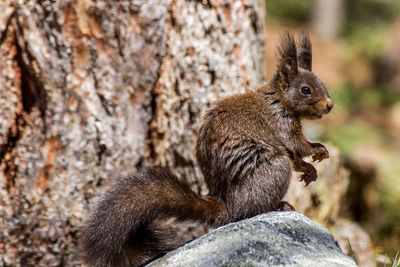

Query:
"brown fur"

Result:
[[80, 167, 228, 267], [80, 32, 332, 267]]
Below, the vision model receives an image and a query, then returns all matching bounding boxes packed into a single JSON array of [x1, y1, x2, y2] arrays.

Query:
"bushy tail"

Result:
[[80, 167, 228, 267]]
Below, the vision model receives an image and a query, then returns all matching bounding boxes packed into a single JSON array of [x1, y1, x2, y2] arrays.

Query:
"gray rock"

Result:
[[148, 212, 357, 267]]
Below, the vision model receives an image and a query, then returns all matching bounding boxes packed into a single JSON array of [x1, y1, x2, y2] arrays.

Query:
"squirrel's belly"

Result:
[[223, 155, 292, 221], [254, 155, 292, 205]]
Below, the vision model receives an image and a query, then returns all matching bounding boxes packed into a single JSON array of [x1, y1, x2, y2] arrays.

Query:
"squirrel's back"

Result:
[[196, 89, 292, 221]]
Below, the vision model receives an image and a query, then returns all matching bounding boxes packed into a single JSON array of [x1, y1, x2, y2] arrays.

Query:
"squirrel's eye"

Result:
[[301, 86, 311, 95]]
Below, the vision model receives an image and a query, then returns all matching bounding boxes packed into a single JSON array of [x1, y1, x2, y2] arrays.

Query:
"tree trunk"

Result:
[[312, 0, 344, 39], [0, 0, 266, 266]]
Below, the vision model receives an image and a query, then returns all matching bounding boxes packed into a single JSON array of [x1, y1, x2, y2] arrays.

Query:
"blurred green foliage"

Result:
[[323, 121, 383, 154], [332, 85, 400, 112], [266, 0, 312, 23], [345, 26, 387, 58], [266, 0, 400, 33], [344, 0, 400, 33]]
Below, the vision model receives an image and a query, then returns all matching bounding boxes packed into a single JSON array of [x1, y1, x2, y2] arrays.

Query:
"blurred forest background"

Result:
[[265, 0, 400, 259]]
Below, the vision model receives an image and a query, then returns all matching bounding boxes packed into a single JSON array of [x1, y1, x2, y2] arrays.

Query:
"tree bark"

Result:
[[0, 0, 266, 266]]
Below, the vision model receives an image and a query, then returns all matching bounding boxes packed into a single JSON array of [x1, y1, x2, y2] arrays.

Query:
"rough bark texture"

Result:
[[0, 0, 265, 266], [148, 0, 265, 193]]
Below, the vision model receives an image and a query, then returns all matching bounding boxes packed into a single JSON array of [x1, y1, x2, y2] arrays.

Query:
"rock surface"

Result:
[[148, 212, 357, 267]]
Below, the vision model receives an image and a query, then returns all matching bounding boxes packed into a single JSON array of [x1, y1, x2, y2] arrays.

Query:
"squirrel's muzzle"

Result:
[[310, 98, 333, 119], [326, 98, 333, 112]]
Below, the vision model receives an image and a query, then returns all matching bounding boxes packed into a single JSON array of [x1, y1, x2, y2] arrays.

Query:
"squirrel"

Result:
[[80, 32, 333, 267]]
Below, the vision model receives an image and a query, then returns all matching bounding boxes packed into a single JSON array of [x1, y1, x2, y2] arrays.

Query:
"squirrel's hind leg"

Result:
[[223, 153, 292, 221]]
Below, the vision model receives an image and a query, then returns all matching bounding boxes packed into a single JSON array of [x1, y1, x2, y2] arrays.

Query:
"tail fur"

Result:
[[80, 167, 227, 267]]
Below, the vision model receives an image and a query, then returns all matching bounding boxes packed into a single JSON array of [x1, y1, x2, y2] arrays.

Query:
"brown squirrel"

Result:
[[80, 32, 333, 267]]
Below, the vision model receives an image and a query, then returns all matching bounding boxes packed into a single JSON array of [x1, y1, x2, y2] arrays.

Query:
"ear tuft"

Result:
[[278, 32, 298, 69], [297, 30, 312, 71], [274, 32, 298, 88]]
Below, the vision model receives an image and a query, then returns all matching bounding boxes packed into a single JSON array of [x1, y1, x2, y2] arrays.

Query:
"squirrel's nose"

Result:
[[326, 98, 333, 111]]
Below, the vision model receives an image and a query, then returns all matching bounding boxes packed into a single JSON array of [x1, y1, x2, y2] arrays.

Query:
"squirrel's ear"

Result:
[[297, 31, 312, 71], [276, 32, 298, 85]]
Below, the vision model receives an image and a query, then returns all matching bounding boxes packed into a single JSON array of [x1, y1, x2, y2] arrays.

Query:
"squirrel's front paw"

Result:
[[299, 163, 318, 186], [311, 143, 329, 162]]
